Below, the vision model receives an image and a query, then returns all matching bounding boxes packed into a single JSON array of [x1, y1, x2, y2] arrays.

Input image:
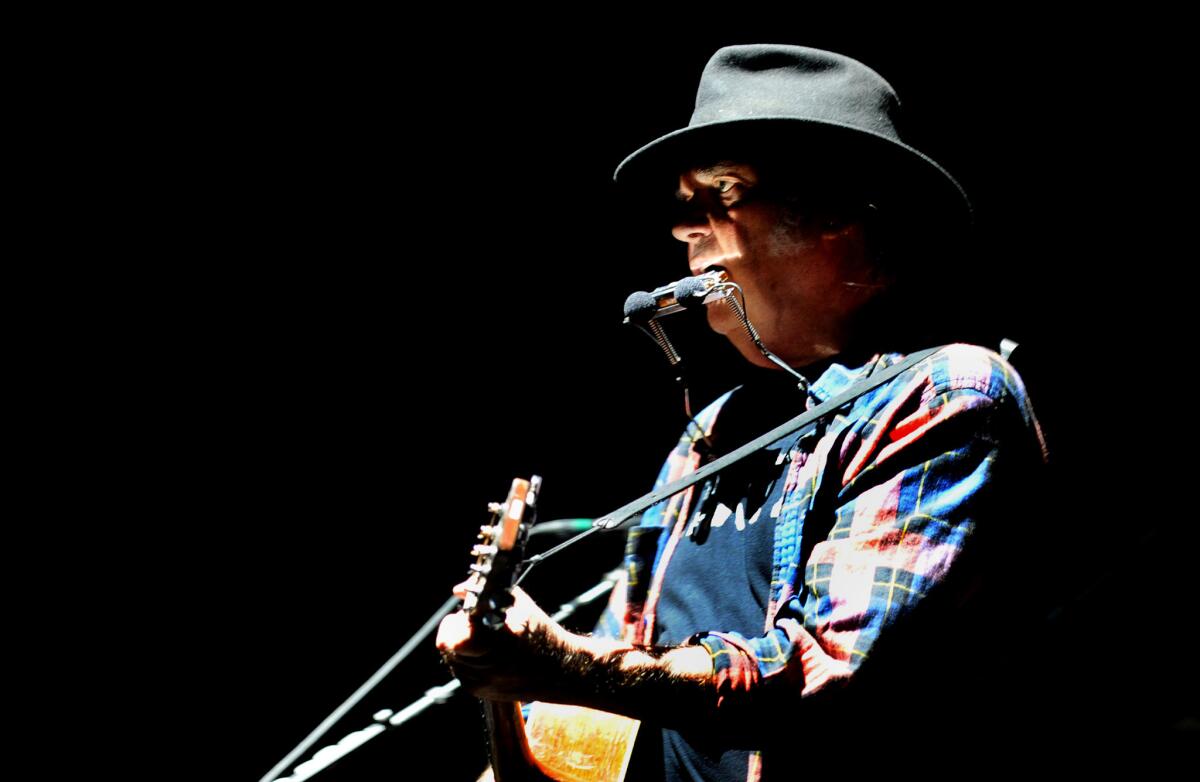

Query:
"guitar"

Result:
[[459, 477, 641, 782]]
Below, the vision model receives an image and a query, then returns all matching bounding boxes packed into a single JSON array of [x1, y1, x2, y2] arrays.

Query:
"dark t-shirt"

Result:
[[653, 368, 817, 781]]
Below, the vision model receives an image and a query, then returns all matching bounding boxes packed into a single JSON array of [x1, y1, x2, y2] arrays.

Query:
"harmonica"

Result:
[[622, 268, 731, 323]]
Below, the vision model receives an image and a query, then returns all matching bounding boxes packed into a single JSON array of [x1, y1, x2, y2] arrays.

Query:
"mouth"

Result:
[[690, 260, 729, 278]]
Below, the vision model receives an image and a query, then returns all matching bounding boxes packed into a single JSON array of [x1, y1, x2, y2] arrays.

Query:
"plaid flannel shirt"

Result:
[[595, 343, 1048, 764]]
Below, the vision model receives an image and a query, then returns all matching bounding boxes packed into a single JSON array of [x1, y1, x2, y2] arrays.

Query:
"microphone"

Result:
[[673, 275, 715, 308], [622, 291, 661, 324]]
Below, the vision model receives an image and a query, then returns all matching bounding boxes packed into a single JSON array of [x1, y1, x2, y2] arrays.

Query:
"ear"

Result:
[[822, 219, 894, 291], [858, 202, 900, 286]]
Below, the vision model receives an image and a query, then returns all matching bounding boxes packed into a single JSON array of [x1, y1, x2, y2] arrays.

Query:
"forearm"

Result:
[[439, 586, 719, 731], [546, 630, 718, 728], [549, 623, 857, 750]]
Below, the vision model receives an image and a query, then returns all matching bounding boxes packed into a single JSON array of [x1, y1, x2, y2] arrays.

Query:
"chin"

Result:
[[705, 304, 739, 336], [705, 307, 767, 367]]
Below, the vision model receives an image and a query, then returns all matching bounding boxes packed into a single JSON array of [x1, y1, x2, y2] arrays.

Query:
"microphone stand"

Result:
[[261, 569, 623, 782]]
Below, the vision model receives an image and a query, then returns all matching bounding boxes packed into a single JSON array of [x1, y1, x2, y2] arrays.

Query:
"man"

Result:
[[438, 44, 1049, 778]]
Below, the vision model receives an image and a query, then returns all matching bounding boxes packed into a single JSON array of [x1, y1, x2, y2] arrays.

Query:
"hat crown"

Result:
[[691, 45, 902, 139], [613, 43, 972, 233]]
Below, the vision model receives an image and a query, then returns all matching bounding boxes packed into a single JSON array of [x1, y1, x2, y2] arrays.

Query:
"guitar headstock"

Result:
[[461, 475, 542, 629]]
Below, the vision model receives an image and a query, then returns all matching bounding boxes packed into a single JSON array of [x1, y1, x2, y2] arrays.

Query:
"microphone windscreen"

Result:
[[674, 276, 709, 307], [623, 291, 659, 322]]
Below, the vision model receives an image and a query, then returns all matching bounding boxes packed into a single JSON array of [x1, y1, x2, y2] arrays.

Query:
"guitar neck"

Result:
[[461, 477, 637, 781], [460, 477, 553, 781]]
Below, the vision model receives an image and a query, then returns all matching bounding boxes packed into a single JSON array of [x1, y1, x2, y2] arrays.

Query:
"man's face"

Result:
[[672, 161, 883, 369]]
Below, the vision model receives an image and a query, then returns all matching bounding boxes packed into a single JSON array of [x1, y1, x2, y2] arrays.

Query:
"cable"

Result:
[[258, 595, 462, 782]]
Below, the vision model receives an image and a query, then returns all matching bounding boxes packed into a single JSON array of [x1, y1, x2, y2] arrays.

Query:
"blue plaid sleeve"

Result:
[[692, 345, 1047, 719]]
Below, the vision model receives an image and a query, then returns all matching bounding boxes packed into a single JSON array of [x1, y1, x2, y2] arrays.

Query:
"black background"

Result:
[[119, 14, 1191, 780]]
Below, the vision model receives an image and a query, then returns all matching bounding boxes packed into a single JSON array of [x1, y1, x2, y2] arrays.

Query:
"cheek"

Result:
[[745, 224, 818, 300], [765, 218, 818, 260], [709, 224, 745, 261]]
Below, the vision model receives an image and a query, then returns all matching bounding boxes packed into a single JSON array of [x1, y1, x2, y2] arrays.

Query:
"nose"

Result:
[[671, 200, 713, 243]]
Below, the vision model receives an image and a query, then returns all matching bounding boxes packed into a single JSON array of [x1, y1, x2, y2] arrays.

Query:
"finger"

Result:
[[780, 618, 825, 659], [789, 621, 820, 654], [503, 587, 552, 635]]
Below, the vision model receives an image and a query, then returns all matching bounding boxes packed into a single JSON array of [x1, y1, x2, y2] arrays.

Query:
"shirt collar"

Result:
[[805, 350, 903, 407]]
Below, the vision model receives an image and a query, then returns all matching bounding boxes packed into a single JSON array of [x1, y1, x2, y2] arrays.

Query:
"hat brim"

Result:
[[613, 117, 973, 234]]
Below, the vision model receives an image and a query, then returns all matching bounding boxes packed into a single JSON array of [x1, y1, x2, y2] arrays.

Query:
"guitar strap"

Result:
[[592, 344, 947, 531]]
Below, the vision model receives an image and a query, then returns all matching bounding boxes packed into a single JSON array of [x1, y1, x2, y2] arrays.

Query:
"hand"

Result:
[[783, 618, 853, 696], [436, 582, 576, 703]]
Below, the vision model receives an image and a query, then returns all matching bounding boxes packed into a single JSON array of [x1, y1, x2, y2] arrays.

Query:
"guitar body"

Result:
[[523, 703, 641, 782], [481, 700, 552, 782], [460, 478, 642, 782], [483, 699, 641, 782]]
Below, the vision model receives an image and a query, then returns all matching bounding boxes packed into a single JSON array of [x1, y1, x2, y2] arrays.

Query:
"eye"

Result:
[[711, 178, 751, 204]]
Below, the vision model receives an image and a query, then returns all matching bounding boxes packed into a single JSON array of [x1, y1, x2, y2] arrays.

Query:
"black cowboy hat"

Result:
[[613, 44, 973, 233]]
